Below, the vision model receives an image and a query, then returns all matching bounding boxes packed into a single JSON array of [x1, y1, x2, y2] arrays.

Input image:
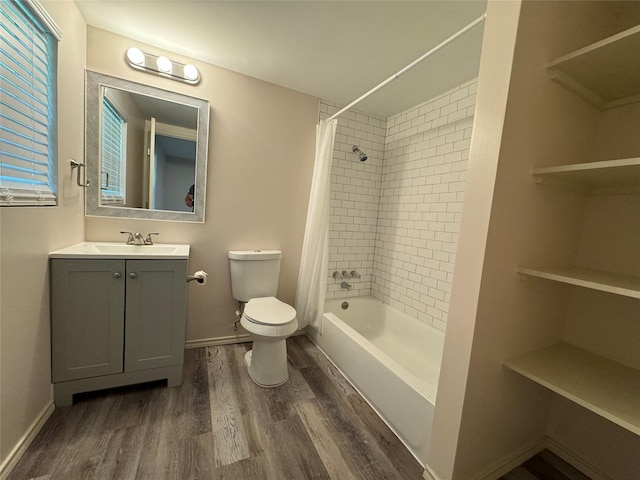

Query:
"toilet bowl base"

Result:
[[244, 339, 289, 388]]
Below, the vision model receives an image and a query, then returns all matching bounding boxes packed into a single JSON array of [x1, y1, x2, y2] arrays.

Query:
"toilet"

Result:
[[228, 250, 298, 387]]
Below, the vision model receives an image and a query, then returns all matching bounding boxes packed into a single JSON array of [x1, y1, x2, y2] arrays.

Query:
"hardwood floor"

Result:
[[8, 336, 424, 480], [8, 335, 592, 480], [501, 450, 591, 480]]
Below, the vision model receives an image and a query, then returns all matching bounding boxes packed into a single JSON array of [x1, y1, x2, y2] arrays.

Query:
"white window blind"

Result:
[[0, 0, 59, 206], [100, 97, 126, 205]]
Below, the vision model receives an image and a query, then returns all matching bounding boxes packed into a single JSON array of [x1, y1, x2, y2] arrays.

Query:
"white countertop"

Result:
[[49, 242, 190, 260]]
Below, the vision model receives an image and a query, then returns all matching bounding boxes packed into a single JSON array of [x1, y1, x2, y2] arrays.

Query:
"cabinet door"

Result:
[[124, 260, 187, 372], [51, 259, 125, 382]]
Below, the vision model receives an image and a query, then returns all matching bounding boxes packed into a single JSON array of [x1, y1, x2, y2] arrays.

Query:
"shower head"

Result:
[[352, 145, 368, 162]]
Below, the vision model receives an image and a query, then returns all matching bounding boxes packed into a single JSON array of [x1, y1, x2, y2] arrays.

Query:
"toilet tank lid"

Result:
[[228, 250, 282, 260]]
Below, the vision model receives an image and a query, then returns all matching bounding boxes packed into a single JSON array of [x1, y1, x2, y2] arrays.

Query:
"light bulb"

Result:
[[126, 47, 145, 66], [183, 64, 199, 81], [156, 56, 172, 73]]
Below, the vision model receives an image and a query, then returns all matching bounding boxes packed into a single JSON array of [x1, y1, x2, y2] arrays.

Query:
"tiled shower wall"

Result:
[[322, 78, 477, 331], [373, 79, 477, 331], [321, 101, 386, 298]]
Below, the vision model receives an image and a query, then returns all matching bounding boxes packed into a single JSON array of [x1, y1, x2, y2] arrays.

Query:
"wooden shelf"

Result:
[[517, 266, 640, 299], [547, 24, 640, 110], [533, 158, 640, 194], [504, 343, 640, 436]]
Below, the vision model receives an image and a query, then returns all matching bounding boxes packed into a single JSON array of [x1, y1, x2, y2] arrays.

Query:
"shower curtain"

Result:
[[295, 118, 337, 329]]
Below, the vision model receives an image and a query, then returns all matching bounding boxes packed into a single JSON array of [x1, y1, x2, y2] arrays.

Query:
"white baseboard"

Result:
[[423, 464, 444, 480], [422, 436, 617, 480], [185, 334, 251, 348], [0, 400, 55, 480], [472, 438, 545, 480], [546, 436, 615, 480], [185, 330, 307, 349]]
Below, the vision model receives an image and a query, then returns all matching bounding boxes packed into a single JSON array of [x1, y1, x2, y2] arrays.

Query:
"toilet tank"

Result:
[[228, 250, 282, 302]]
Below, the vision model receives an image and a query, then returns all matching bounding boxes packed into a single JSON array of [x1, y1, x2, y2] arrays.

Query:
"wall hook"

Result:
[[70, 159, 89, 187]]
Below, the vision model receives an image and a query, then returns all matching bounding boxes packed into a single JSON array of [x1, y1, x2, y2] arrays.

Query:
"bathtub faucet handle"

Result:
[[350, 270, 361, 279], [332, 271, 344, 280], [340, 281, 352, 290], [342, 270, 352, 279]]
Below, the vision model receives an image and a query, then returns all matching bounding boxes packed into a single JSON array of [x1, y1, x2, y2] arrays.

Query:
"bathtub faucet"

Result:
[[333, 270, 361, 281], [340, 281, 352, 290]]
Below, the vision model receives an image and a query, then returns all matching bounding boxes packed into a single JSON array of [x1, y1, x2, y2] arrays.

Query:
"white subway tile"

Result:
[[323, 78, 476, 333], [433, 95, 450, 109], [449, 87, 469, 102]]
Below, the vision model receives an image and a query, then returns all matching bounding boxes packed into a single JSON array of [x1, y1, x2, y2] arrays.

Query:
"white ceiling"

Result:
[[73, 0, 487, 118]]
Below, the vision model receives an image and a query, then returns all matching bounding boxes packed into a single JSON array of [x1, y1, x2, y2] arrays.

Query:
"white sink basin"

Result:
[[92, 244, 180, 254], [50, 242, 190, 259]]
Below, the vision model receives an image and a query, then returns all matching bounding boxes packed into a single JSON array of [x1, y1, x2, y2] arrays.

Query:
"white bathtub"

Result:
[[308, 296, 444, 465]]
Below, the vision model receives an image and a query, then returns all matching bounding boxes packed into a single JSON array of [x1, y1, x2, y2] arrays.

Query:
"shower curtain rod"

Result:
[[328, 13, 487, 122]]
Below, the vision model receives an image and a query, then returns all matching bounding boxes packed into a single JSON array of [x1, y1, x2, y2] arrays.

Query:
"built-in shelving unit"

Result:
[[504, 343, 640, 436], [533, 158, 640, 194], [547, 24, 640, 109], [508, 22, 640, 443], [517, 267, 640, 299]]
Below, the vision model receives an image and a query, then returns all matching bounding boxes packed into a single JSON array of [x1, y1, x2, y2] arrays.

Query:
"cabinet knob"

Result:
[[113, 272, 121, 278], [129, 272, 137, 279]]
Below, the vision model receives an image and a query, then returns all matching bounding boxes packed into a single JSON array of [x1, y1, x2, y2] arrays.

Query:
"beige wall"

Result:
[[83, 28, 319, 342], [429, 1, 640, 479], [0, 1, 86, 469]]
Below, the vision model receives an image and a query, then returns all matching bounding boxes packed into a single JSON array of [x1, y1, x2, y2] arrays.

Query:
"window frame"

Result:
[[0, 0, 60, 206]]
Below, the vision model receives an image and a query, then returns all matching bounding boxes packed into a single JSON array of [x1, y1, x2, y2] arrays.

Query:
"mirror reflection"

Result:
[[85, 71, 209, 222]]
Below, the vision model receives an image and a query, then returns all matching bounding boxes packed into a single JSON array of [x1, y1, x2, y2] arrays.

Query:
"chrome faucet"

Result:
[[340, 281, 352, 290], [120, 231, 159, 245], [133, 232, 145, 245], [121, 231, 135, 245], [144, 232, 159, 245]]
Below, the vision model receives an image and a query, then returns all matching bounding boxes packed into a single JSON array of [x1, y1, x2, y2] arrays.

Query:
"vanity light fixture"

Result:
[[125, 47, 200, 85], [126, 47, 145, 66], [156, 56, 173, 73], [183, 64, 199, 82]]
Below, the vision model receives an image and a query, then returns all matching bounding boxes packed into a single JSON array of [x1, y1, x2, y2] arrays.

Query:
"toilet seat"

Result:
[[243, 297, 296, 326]]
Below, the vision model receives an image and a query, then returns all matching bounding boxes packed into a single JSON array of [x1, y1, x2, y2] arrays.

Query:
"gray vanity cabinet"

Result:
[[51, 259, 125, 382], [50, 258, 188, 406], [124, 260, 187, 371]]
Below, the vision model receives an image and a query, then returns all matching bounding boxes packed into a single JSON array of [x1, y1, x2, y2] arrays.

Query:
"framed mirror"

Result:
[[85, 71, 209, 222]]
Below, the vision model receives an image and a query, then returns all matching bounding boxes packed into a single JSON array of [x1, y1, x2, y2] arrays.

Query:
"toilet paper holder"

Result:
[[187, 270, 208, 284]]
